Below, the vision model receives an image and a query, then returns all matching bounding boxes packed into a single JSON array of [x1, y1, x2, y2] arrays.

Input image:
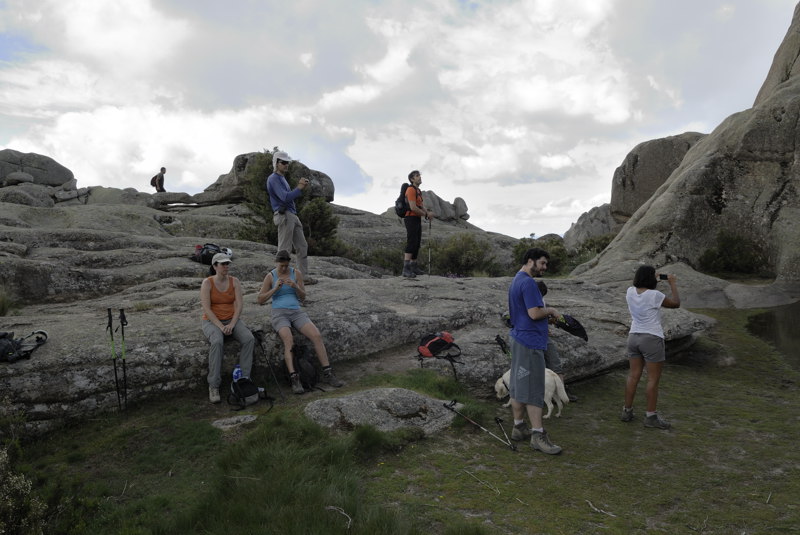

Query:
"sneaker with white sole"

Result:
[[511, 423, 532, 441], [290, 373, 305, 395], [530, 430, 562, 455], [643, 414, 671, 429], [208, 386, 221, 404], [620, 407, 634, 422]]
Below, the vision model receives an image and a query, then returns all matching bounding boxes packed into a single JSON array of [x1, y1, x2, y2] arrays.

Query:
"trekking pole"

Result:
[[252, 329, 285, 401], [495, 417, 514, 446], [118, 309, 129, 411], [106, 308, 122, 411], [427, 217, 432, 277], [443, 400, 517, 451]]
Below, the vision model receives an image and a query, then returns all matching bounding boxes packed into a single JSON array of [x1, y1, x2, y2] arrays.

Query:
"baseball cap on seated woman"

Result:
[[211, 253, 232, 265], [273, 150, 293, 168], [275, 250, 292, 263]]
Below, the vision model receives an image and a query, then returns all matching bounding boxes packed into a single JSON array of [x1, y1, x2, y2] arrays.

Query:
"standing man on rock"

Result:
[[153, 167, 166, 192], [402, 169, 433, 278], [507, 248, 563, 455], [266, 150, 314, 284]]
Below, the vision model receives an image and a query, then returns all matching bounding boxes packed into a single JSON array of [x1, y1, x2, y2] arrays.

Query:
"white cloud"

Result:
[[1, 0, 797, 239]]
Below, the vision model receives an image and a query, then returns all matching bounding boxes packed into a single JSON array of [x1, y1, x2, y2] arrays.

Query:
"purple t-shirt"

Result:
[[508, 271, 548, 350]]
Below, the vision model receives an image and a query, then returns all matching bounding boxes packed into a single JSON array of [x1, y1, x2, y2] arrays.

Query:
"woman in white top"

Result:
[[621, 265, 680, 429]]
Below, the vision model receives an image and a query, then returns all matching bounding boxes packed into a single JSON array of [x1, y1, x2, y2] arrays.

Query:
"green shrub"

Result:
[[0, 447, 47, 535], [430, 233, 503, 277], [0, 286, 14, 316], [511, 234, 568, 275], [698, 230, 770, 276]]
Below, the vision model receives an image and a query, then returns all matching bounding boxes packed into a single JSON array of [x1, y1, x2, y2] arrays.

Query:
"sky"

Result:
[[0, 0, 796, 238]]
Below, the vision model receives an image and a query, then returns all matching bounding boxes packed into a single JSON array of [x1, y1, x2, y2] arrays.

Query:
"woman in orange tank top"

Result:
[[200, 253, 254, 403]]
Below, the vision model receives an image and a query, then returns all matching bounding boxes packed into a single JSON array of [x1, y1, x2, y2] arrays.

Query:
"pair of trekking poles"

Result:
[[443, 400, 517, 452], [106, 308, 128, 411]]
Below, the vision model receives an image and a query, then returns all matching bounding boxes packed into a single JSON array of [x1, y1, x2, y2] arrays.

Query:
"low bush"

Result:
[[698, 230, 771, 276]]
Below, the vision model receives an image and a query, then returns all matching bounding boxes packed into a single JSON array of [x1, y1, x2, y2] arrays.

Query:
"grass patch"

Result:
[[7, 309, 800, 534]]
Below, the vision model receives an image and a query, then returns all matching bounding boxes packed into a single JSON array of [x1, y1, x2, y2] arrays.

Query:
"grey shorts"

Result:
[[626, 333, 666, 363], [508, 337, 545, 408], [271, 308, 312, 332]]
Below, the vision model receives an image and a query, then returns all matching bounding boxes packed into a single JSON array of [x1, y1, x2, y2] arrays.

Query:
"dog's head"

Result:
[[494, 374, 509, 400]]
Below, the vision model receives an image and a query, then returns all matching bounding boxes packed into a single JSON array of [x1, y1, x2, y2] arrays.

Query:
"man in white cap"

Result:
[[266, 150, 314, 283]]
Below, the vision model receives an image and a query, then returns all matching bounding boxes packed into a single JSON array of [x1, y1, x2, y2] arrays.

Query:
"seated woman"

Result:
[[257, 250, 343, 394], [200, 252, 254, 404]]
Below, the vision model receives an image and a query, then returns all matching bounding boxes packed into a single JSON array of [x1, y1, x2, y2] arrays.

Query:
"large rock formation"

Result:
[[562, 203, 617, 252], [609, 132, 706, 225], [573, 5, 800, 307]]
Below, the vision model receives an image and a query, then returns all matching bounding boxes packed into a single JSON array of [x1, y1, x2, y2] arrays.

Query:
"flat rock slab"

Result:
[[304, 387, 456, 436]]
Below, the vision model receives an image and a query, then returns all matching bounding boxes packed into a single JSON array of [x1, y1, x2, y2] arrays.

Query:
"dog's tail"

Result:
[[555, 375, 570, 404]]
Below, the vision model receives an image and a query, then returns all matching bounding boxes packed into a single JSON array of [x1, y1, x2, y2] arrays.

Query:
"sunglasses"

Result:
[[277, 160, 290, 165], [215, 262, 231, 266]]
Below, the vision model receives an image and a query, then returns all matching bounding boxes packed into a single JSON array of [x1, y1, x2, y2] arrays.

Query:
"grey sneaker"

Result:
[[620, 407, 634, 422], [644, 414, 671, 429], [530, 430, 562, 455], [290, 374, 305, 395], [323, 369, 344, 388], [208, 386, 221, 404], [402, 261, 416, 278], [511, 423, 532, 441]]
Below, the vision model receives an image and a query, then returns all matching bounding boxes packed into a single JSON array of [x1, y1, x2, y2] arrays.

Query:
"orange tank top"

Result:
[[203, 276, 237, 321]]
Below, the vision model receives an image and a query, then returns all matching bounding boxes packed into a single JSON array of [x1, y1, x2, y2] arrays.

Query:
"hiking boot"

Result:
[[511, 423, 532, 441], [643, 413, 671, 429], [323, 369, 344, 388], [620, 407, 634, 422], [411, 261, 426, 275], [208, 386, 221, 404], [530, 430, 562, 455], [402, 261, 416, 278], [290, 373, 305, 395]]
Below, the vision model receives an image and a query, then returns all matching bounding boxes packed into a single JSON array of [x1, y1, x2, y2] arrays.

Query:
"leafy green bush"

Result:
[[341, 245, 405, 275], [0, 447, 47, 535], [511, 234, 568, 274], [698, 230, 771, 276], [430, 233, 503, 277]]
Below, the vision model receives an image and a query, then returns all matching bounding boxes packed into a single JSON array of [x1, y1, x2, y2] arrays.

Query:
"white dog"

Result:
[[494, 368, 569, 418]]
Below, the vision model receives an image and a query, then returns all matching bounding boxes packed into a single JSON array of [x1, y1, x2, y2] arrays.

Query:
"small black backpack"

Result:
[[394, 183, 411, 218], [190, 243, 222, 265], [0, 331, 48, 364], [228, 377, 260, 410], [284, 344, 319, 391]]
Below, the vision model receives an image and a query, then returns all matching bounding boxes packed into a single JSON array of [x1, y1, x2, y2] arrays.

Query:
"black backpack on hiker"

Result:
[[0, 331, 48, 364], [394, 183, 411, 218], [283, 344, 319, 391]]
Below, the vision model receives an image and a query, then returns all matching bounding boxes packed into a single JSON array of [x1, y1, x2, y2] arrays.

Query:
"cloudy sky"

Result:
[[0, 0, 796, 238]]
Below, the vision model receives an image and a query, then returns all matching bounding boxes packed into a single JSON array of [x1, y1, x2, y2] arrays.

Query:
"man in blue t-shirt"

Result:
[[507, 248, 562, 455], [266, 150, 314, 283]]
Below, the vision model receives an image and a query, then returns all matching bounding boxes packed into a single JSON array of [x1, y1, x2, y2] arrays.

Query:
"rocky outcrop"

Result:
[[421, 191, 470, 222], [609, 132, 706, 225], [562, 204, 618, 253], [192, 152, 336, 207], [572, 6, 800, 305], [0, 149, 74, 187]]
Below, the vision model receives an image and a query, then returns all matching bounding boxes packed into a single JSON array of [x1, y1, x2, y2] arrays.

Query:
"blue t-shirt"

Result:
[[508, 271, 548, 349], [266, 172, 303, 215]]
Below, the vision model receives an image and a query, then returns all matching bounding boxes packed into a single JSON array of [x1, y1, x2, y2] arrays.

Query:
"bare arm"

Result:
[[528, 305, 559, 321], [661, 275, 681, 309], [257, 273, 277, 305]]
